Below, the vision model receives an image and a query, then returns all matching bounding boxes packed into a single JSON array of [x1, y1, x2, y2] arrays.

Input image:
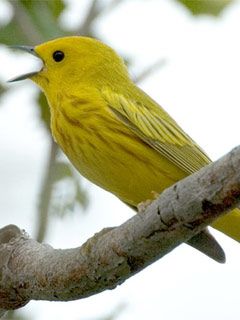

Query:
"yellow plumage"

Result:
[[11, 36, 240, 259]]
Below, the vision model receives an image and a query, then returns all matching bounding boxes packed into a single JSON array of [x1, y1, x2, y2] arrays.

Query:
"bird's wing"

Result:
[[102, 88, 211, 174], [102, 88, 227, 263]]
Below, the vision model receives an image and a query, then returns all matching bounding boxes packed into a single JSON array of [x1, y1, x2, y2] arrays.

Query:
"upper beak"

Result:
[[8, 45, 41, 82]]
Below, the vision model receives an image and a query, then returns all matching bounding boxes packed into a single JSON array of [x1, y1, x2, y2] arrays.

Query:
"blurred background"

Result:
[[1, 0, 240, 319]]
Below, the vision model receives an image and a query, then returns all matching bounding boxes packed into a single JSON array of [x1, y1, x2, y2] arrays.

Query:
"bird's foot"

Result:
[[137, 199, 153, 213], [137, 191, 160, 213]]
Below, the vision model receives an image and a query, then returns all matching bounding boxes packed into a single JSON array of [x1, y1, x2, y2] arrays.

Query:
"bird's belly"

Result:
[[52, 113, 187, 207], [63, 137, 186, 207]]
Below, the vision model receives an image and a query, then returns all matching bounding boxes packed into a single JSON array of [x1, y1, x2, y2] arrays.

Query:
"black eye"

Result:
[[53, 50, 64, 62]]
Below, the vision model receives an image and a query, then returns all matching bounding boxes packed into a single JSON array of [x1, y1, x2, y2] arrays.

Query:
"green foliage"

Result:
[[20, 0, 65, 19], [16, 0, 68, 40], [37, 92, 51, 129], [4, 310, 30, 320], [0, 20, 30, 45], [177, 0, 234, 16], [0, 82, 7, 99], [0, 0, 68, 45], [51, 161, 88, 218]]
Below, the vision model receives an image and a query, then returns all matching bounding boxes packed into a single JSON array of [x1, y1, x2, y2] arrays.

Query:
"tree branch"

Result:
[[1, 146, 240, 313]]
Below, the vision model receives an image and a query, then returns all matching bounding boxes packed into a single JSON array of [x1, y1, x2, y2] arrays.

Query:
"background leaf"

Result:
[[37, 92, 51, 129], [176, 0, 233, 16]]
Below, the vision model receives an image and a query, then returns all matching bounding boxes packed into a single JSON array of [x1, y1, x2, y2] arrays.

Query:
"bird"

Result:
[[9, 36, 240, 263]]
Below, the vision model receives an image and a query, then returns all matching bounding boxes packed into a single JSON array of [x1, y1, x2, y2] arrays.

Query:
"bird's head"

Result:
[[9, 36, 129, 93]]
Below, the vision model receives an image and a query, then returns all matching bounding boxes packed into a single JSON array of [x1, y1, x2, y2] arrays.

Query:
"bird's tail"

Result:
[[188, 208, 240, 263], [211, 208, 240, 242], [187, 229, 225, 263]]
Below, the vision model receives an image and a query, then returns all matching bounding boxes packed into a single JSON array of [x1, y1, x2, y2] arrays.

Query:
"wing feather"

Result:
[[102, 88, 211, 174]]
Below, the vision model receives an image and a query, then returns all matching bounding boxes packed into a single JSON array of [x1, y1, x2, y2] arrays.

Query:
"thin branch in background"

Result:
[[9, 0, 44, 44], [35, 140, 58, 242], [78, 0, 100, 36], [104, 0, 126, 13], [77, 0, 126, 36], [134, 58, 166, 83]]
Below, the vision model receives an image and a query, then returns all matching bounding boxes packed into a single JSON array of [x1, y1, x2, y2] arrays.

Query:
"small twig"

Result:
[[77, 0, 125, 36], [35, 140, 58, 242], [9, 1, 44, 44], [134, 59, 166, 83], [78, 0, 100, 36], [104, 0, 126, 13]]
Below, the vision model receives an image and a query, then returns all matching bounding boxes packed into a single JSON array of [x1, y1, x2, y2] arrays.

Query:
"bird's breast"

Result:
[[50, 95, 185, 206]]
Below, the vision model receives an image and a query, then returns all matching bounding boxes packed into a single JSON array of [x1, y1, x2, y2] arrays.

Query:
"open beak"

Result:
[[8, 45, 41, 82]]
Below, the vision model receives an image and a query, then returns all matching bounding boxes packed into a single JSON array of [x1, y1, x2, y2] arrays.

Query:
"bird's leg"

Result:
[[137, 191, 160, 213]]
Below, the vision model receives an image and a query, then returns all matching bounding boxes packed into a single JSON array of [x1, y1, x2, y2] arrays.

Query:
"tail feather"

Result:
[[187, 229, 226, 263]]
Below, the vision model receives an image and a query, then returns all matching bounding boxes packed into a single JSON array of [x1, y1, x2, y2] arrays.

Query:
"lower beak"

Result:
[[8, 46, 41, 82]]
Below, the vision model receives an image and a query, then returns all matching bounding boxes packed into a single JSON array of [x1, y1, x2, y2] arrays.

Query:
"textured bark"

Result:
[[1, 146, 240, 314]]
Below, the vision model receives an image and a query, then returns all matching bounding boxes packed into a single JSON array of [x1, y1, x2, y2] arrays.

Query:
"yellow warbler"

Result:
[[10, 36, 240, 262]]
